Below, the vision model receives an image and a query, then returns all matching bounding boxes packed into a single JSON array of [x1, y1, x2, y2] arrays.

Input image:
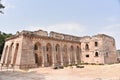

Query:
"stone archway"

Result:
[[34, 42, 42, 67], [63, 45, 68, 66], [13, 43, 19, 65], [46, 43, 52, 66], [76, 46, 81, 63], [3, 45, 8, 64], [70, 46, 75, 65], [7, 43, 13, 66], [55, 44, 61, 65]]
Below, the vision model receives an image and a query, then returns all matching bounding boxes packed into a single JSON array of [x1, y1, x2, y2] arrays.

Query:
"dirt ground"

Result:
[[0, 63, 120, 80]]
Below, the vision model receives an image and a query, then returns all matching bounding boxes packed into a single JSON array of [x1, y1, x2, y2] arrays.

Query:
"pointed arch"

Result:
[[46, 43, 52, 66], [63, 45, 68, 66], [70, 45, 75, 64], [55, 44, 61, 65], [34, 42, 42, 67], [7, 43, 13, 65], [3, 45, 8, 64], [85, 43, 89, 51], [76, 46, 81, 63], [13, 43, 19, 65]]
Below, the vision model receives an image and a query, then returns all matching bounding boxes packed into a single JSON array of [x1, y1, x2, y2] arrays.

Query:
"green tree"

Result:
[[0, 0, 5, 14], [0, 32, 12, 58]]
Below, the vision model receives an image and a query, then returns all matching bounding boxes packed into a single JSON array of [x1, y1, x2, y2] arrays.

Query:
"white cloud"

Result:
[[25, 23, 87, 36]]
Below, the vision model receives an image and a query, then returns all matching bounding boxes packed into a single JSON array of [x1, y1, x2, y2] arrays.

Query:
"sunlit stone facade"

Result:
[[0, 30, 117, 69]]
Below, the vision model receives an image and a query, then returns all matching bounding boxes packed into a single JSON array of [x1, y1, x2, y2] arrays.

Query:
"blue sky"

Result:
[[0, 0, 120, 49]]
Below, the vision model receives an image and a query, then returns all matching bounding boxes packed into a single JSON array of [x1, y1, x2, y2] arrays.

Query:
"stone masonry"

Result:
[[0, 29, 117, 69]]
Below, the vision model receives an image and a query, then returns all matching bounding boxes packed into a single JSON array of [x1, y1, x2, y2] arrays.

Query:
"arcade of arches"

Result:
[[1, 38, 81, 68], [1, 30, 116, 69], [33, 41, 81, 67]]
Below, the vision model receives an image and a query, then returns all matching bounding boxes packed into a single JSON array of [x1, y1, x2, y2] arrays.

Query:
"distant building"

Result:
[[116, 50, 120, 62], [0, 29, 117, 69]]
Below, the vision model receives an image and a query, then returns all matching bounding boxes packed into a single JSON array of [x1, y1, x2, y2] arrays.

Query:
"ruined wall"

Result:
[[80, 34, 117, 64], [49, 31, 81, 42], [0, 35, 23, 68], [33, 29, 48, 36], [20, 35, 36, 68], [80, 36, 105, 64], [0, 30, 117, 69], [50, 31, 64, 39], [102, 35, 117, 64]]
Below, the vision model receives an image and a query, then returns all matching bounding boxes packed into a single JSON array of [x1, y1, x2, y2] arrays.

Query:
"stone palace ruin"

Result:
[[0, 29, 117, 69]]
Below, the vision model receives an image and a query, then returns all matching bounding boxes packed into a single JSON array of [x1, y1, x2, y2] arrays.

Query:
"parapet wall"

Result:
[[50, 31, 64, 39], [9, 29, 115, 43], [50, 31, 81, 41]]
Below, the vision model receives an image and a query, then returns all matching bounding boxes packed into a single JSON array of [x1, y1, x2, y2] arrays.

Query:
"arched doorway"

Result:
[[76, 46, 81, 63], [7, 43, 13, 66], [55, 44, 61, 65], [70, 46, 75, 65], [3, 45, 8, 64], [63, 45, 68, 66], [34, 42, 42, 67], [46, 43, 52, 66], [13, 43, 19, 65]]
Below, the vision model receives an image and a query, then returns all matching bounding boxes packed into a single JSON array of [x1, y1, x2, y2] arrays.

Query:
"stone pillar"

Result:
[[42, 41, 47, 67], [10, 44, 16, 65], [74, 46, 77, 64], [4, 46, 10, 65], [60, 43, 63, 66], [52, 42, 56, 66], [0, 45, 6, 64], [67, 46, 71, 65], [41, 45, 45, 67]]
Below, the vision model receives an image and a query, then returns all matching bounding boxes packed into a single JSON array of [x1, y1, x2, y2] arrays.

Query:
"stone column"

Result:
[[74, 46, 77, 64], [52, 42, 56, 66], [0, 45, 6, 66], [4, 46, 10, 65], [60, 43, 63, 66], [10, 44, 16, 66], [42, 40, 47, 67], [67, 46, 71, 65], [41, 45, 45, 67], [0, 45, 6, 63]]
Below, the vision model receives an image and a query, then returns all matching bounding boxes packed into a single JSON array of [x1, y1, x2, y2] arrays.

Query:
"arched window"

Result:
[[35, 53, 38, 64], [55, 44, 61, 65], [76, 46, 80, 62], [95, 42, 98, 47], [106, 52, 109, 57], [34, 42, 42, 67], [34, 44, 38, 50], [55, 44, 60, 52], [70, 46, 75, 64], [46, 43, 52, 66], [85, 44, 89, 50], [95, 52, 99, 57]]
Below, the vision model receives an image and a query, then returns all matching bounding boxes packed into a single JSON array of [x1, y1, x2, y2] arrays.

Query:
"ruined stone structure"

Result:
[[0, 29, 117, 69]]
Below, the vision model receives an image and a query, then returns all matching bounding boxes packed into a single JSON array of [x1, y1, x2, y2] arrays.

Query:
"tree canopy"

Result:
[[0, 0, 5, 14], [0, 32, 12, 58]]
